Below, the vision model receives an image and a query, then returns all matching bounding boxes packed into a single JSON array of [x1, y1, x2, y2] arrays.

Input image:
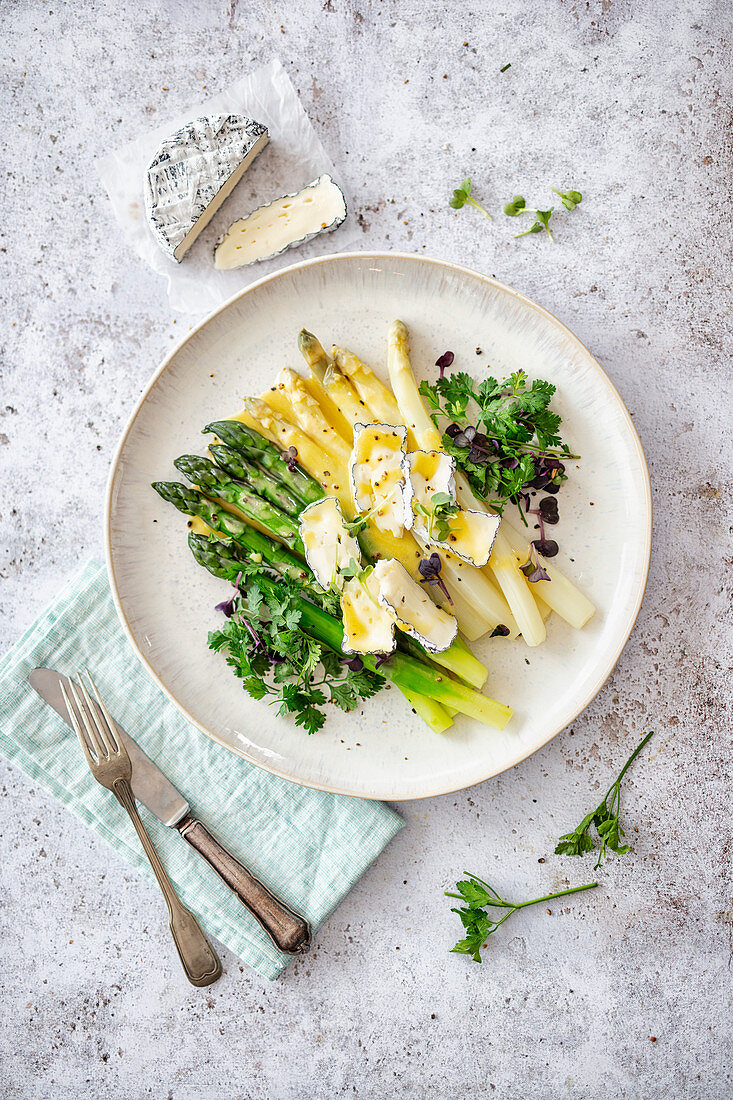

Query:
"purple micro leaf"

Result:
[[284, 445, 299, 472], [418, 552, 453, 604], [538, 496, 559, 525], [435, 351, 455, 379], [345, 656, 364, 672], [446, 423, 463, 439], [519, 546, 551, 583], [215, 593, 239, 618], [532, 538, 559, 558], [490, 624, 511, 638]]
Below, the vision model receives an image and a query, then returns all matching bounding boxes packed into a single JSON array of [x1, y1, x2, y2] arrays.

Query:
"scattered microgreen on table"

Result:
[[555, 731, 654, 869], [446, 873, 599, 962], [449, 177, 492, 220], [504, 187, 582, 242], [551, 187, 583, 211]]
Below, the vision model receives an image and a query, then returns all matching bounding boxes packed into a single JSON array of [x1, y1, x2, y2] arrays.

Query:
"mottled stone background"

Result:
[[1, 1, 731, 1097]]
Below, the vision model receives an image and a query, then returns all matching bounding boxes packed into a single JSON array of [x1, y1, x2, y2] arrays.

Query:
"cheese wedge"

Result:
[[407, 450, 500, 566], [430, 509, 501, 568], [214, 174, 347, 269], [407, 450, 456, 517], [144, 114, 269, 263]]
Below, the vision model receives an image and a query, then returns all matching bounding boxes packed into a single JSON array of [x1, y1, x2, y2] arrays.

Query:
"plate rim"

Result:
[[104, 250, 652, 800]]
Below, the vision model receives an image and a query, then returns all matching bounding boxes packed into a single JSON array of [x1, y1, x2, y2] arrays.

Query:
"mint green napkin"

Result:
[[0, 560, 403, 981]]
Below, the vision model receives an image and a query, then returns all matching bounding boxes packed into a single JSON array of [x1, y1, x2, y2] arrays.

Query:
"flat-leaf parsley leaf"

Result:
[[555, 731, 654, 869], [446, 873, 598, 962]]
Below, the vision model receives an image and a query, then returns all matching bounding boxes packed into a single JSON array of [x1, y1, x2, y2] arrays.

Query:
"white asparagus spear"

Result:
[[333, 346, 419, 449], [387, 319, 545, 646]]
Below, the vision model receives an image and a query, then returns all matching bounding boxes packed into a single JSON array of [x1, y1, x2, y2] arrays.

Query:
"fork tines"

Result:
[[60, 671, 121, 763]]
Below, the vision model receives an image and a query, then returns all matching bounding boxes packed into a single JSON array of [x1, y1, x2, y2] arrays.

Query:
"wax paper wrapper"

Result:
[[96, 59, 360, 315]]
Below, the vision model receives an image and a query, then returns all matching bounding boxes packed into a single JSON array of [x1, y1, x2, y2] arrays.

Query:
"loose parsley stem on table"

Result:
[[555, 731, 654, 869], [446, 873, 599, 962]]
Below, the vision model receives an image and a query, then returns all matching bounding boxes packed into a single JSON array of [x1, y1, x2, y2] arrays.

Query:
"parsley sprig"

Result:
[[208, 572, 383, 734], [555, 731, 654, 869], [449, 177, 492, 220], [419, 368, 576, 512], [446, 874, 598, 962]]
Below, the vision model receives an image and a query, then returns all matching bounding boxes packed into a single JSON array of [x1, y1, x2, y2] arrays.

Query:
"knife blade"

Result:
[[29, 667, 188, 826], [28, 667, 311, 954]]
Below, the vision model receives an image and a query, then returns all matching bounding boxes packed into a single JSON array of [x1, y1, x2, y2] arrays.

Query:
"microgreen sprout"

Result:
[[503, 194, 526, 216], [551, 187, 583, 211], [514, 208, 555, 242], [519, 544, 550, 584], [435, 351, 455, 379], [339, 557, 374, 585], [449, 177, 492, 220], [414, 492, 460, 542]]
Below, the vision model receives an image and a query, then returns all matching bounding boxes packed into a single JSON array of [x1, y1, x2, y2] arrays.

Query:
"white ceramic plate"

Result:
[[105, 252, 651, 800]]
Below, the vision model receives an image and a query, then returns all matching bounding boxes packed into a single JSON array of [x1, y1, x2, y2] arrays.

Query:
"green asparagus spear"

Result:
[[208, 443, 302, 517], [173, 455, 304, 555], [151, 480, 307, 573], [189, 532, 452, 733], [202, 420, 324, 506], [189, 533, 509, 730]]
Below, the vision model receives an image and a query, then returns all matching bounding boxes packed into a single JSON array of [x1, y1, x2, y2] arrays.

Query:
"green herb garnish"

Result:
[[449, 177, 492, 220], [514, 207, 554, 242], [555, 731, 654, 869], [446, 873, 598, 962], [338, 557, 373, 584], [209, 572, 383, 734], [551, 187, 583, 211], [414, 491, 461, 541], [504, 186, 582, 241], [419, 368, 576, 511]]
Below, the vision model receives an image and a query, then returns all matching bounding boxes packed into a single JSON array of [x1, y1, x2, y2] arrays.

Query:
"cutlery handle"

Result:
[[178, 815, 311, 955], [113, 782, 222, 987]]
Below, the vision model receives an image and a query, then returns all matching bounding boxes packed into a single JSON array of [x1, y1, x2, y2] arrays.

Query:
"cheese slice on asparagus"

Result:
[[372, 559, 457, 653], [340, 575, 396, 655], [407, 450, 500, 567], [348, 422, 412, 538], [299, 497, 361, 592]]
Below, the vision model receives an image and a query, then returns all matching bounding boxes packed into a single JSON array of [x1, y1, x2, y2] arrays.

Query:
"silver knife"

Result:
[[29, 667, 310, 955]]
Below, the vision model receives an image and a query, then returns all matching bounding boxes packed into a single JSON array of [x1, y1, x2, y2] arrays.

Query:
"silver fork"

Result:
[[61, 671, 222, 987]]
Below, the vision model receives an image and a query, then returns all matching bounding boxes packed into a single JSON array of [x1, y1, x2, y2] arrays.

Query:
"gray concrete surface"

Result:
[[1, 1, 732, 1097]]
